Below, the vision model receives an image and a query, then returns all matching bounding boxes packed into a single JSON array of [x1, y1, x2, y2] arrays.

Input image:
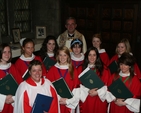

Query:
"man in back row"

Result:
[[57, 17, 87, 53]]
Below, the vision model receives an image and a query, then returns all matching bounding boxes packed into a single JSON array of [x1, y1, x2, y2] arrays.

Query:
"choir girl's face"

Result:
[[46, 39, 55, 53], [23, 42, 34, 57], [58, 50, 68, 65], [92, 37, 101, 49], [117, 42, 126, 55], [30, 65, 42, 82], [65, 19, 77, 34], [119, 63, 130, 74], [72, 44, 81, 55], [88, 50, 97, 64], [1, 46, 11, 63]]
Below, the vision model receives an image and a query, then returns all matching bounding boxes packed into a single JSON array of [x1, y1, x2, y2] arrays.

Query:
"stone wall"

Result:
[[1, 0, 61, 43], [31, 0, 61, 39]]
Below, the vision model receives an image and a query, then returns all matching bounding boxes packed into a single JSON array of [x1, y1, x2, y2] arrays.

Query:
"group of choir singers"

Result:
[[0, 34, 141, 113]]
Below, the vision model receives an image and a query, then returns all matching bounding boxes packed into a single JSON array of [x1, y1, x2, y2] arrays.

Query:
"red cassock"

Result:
[[109, 74, 141, 113], [47, 65, 80, 113], [71, 60, 84, 76], [70, 52, 84, 76], [13, 77, 59, 113], [99, 51, 110, 66], [0, 64, 23, 113], [81, 67, 111, 113], [15, 55, 47, 78], [109, 54, 141, 79], [109, 54, 118, 65]]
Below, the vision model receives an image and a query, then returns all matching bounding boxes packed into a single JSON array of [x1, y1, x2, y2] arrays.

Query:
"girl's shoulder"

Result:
[[14, 58, 24, 66]]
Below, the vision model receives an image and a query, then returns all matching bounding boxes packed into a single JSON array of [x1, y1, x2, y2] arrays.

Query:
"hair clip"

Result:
[[71, 39, 82, 46]]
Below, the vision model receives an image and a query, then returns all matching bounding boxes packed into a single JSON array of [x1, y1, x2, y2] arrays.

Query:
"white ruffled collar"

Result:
[[70, 52, 84, 61], [0, 62, 11, 70], [118, 54, 121, 58], [119, 71, 130, 77], [47, 52, 54, 57], [55, 62, 69, 69], [20, 54, 35, 61], [118, 52, 133, 58], [98, 49, 106, 53], [88, 63, 95, 68]]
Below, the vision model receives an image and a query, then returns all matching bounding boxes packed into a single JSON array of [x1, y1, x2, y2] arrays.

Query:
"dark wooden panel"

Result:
[[112, 21, 121, 31], [61, 1, 139, 60]]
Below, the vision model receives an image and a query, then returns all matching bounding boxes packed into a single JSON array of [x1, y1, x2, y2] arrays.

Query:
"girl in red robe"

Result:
[[39, 35, 59, 72], [109, 38, 141, 79], [15, 38, 47, 79], [13, 60, 60, 113], [47, 46, 80, 113], [70, 38, 84, 75], [80, 47, 111, 113], [0, 43, 23, 113], [92, 33, 110, 66], [109, 53, 141, 113]]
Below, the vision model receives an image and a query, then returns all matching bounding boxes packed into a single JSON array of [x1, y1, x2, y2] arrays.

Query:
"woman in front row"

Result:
[[13, 60, 60, 113], [109, 53, 141, 113], [81, 47, 111, 113]]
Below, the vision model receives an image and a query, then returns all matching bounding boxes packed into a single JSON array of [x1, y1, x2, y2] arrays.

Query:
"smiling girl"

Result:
[[0, 43, 22, 113], [92, 33, 110, 66], [109, 38, 141, 79], [14, 60, 60, 113], [47, 46, 80, 113], [109, 53, 141, 113], [81, 47, 111, 113], [15, 38, 47, 79]]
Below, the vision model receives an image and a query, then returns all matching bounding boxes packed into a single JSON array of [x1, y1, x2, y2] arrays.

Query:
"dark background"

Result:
[[1, 0, 141, 70]]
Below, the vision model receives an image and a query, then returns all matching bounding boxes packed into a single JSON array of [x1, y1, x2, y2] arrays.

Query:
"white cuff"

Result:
[[125, 98, 140, 112], [66, 88, 80, 109], [66, 85, 89, 109], [11, 96, 15, 107], [97, 86, 107, 102], [105, 91, 116, 103], [80, 84, 89, 102], [57, 94, 61, 101], [0, 94, 6, 111]]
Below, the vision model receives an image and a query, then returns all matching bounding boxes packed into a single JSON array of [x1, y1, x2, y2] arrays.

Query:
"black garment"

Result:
[[68, 34, 74, 37]]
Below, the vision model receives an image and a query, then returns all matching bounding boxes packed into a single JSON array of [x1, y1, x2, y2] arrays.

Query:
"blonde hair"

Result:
[[115, 38, 131, 54], [56, 46, 74, 79]]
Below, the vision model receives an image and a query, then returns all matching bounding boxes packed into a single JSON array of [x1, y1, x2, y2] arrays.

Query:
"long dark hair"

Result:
[[83, 47, 104, 76], [39, 35, 58, 60], [0, 43, 12, 63]]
